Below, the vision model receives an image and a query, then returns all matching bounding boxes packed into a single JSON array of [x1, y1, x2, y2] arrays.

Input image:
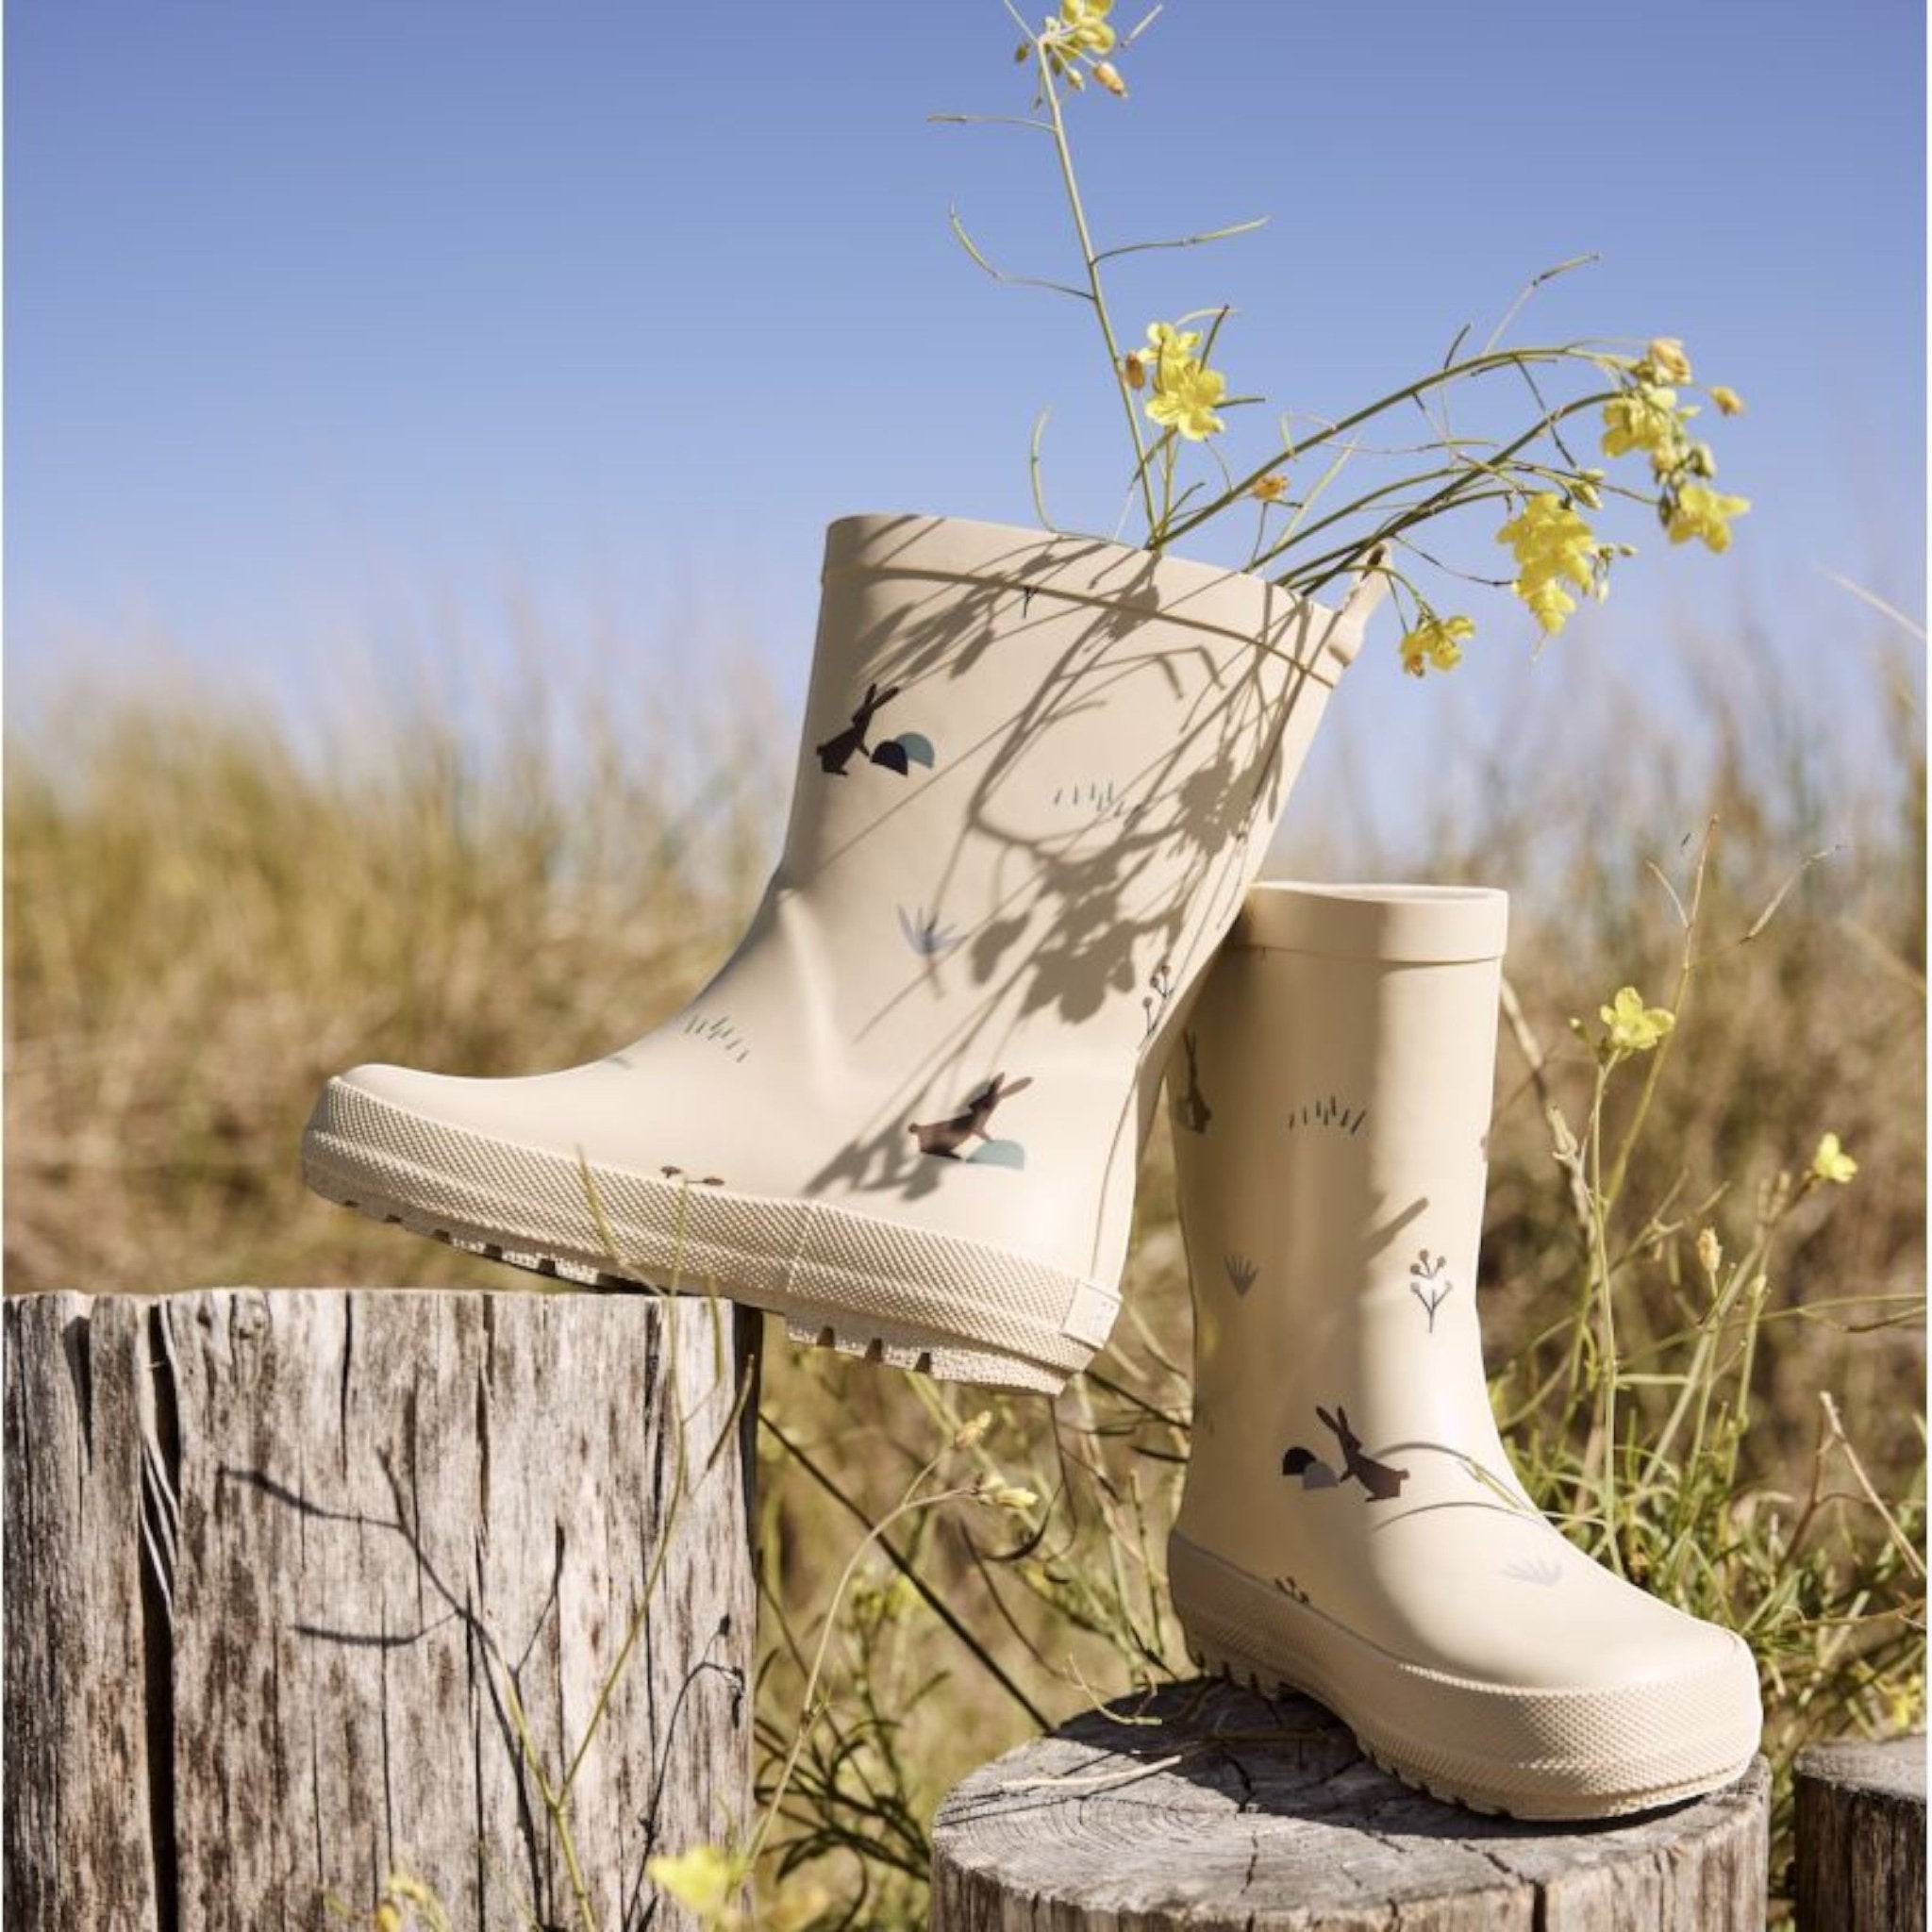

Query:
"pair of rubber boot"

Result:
[[304, 513, 1760, 1819]]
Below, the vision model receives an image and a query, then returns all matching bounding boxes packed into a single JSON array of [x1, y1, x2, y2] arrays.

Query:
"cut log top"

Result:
[[930, 1680, 1769, 1932], [1795, 1735, 1925, 1801], [1793, 1735, 1924, 1932]]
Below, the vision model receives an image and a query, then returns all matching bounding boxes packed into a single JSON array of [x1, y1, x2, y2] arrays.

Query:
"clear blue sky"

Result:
[[8, 0, 1925, 773]]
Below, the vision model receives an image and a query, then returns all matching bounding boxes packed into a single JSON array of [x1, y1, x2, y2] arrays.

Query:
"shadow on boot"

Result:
[[305, 514, 1385, 1393]]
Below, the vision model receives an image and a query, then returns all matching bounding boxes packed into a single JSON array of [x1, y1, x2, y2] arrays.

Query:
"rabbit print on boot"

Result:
[[1168, 882, 1762, 1818], [305, 514, 1386, 1393]]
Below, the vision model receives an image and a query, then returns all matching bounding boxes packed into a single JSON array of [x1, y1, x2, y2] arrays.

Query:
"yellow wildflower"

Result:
[[1666, 482, 1751, 553], [953, 1408, 993, 1449], [1709, 384, 1745, 416], [1810, 1133, 1858, 1185], [1250, 473, 1288, 503], [1058, 0, 1116, 55], [1146, 358, 1226, 441], [1496, 492, 1598, 636], [1522, 579, 1578, 633], [1143, 320, 1200, 373], [851, 1568, 921, 1630], [375, 1907, 405, 1932], [1093, 58, 1126, 95], [1398, 613, 1474, 677], [982, 1481, 1040, 1512], [1600, 986, 1675, 1055], [1647, 336, 1694, 382], [1601, 384, 1680, 459], [648, 1844, 743, 1923]]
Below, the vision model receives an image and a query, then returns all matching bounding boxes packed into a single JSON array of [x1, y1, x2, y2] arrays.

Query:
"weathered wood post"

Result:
[[1794, 1736, 1925, 1932], [930, 1679, 1771, 1931], [5, 1287, 758, 1932]]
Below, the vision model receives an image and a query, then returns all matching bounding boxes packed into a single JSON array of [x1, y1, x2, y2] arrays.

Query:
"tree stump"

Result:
[[1794, 1736, 1925, 1932], [5, 1287, 758, 1932], [930, 1679, 1770, 1931]]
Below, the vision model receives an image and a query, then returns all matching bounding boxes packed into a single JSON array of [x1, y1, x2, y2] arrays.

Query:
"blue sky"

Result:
[[8, 0, 1925, 792]]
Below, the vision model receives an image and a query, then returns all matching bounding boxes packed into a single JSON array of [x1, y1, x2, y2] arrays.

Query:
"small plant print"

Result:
[[897, 905, 964, 957], [1286, 1095, 1367, 1136], [1500, 1554, 1567, 1589], [682, 1010, 751, 1063], [1274, 1574, 1311, 1607], [1408, 1249, 1454, 1331], [1283, 1405, 1408, 1502], [1052, 778, 1127, 820], [1223, 1251, 1258, 1297], [659, 1165, 725, 1188], [909, 1073, 1034, 1167]]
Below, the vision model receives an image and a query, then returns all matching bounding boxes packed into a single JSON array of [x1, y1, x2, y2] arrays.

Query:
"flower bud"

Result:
[[1695, 1225, 1723, 1277], [952, 1409, 993, 1450], [1647, 336, 1693, 383], [1094, 59, 1126, 95], [1710, 385, 1745, 416]]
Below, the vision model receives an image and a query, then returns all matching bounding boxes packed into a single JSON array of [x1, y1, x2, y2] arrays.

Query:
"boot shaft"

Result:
[[1172, 884, 1511, 1552]]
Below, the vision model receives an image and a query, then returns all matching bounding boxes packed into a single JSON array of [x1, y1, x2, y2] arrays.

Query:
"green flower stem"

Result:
[[1035, 47, 1158, 536], [1602, 832, 1713, 1215], [1588, 1064, 1625, 1572], [760, 1414, 1052, 1727], [747, 1468, 976, 1872], [1258, 391, 1619, 584], [1161, 346, 1611, 549]]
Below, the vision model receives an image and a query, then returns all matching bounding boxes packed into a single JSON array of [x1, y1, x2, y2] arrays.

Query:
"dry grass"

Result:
[[7, 604, 1924, 1925]]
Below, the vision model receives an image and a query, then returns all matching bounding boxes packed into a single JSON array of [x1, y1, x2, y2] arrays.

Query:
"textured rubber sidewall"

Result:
[[303, 1080, 1119, 1392], [1170, 1534, 1762, 1820]]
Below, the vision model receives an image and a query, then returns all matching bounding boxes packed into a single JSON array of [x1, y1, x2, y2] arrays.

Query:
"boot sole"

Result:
[[302, 1077, 1118, 1395], [1171, 1534, 1760, 1821]]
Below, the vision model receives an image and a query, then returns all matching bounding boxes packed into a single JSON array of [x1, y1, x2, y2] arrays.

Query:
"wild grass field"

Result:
[[7, 597, 1924, 1926]]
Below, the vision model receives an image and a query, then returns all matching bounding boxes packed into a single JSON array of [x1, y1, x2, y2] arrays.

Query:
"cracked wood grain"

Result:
[[1794, 1736, 1924, 1932], [6, 1288, 758, 1932], [929, 1679, 1770, 1930]]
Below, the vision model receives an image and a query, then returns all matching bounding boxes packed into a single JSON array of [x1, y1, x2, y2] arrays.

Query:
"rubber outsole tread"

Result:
[[309, 1169, 1075, 1394], [1182, 1631, 1749, 1822]]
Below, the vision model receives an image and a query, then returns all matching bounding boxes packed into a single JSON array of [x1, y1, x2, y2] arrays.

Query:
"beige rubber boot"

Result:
[[1168, 882, 1761, 1818], [304, 514, 1385, 1393]]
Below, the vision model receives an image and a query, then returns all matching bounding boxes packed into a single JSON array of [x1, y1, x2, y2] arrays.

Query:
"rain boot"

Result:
[[1168, 881, 1761, 1817], [305, 513, 1384, 1393]]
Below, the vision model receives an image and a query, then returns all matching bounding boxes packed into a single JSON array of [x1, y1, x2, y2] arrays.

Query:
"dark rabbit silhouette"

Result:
[[909, 1073, 1034, 1159], [1174, 1030, 1213, 1135], [1317, 1405, 1408, 1501], [816, 681, 901, 775]]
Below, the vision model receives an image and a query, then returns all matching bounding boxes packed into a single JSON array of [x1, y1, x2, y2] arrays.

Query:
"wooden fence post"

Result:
[[931, 1679, 1771, 1931], [5, 1287, 758, 1932], [1794, 1736, 1925, 1932]]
